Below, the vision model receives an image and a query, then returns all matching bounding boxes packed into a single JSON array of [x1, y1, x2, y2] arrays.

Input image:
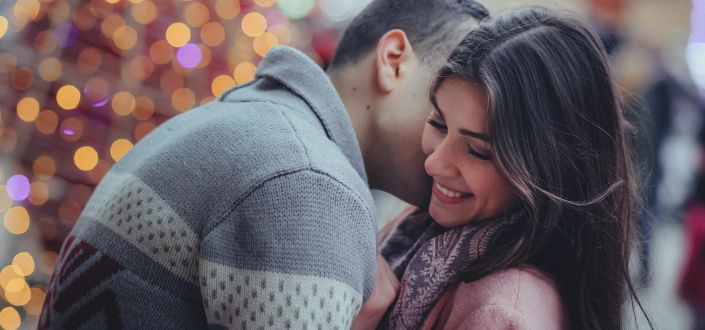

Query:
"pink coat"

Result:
[[420, 266, 566, 329]]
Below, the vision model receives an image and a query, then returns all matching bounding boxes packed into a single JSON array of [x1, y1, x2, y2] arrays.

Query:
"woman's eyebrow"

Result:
[[431, 96, 489, 141]]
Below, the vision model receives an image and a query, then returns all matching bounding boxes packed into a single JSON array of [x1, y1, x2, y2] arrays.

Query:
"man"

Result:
[[40, 1, 489, 328]]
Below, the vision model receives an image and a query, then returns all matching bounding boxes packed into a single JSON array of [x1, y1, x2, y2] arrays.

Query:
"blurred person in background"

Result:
[[38, 0, 491, 329], [373, 7, 652, 329], [679, 116, 705, 330]]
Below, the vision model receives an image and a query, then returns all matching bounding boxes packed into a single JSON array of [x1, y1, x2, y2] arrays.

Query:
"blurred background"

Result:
[[0, 0, 702, 329]]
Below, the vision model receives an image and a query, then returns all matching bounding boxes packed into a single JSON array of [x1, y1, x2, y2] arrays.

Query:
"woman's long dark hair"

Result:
[[433, 7, 650, 329]]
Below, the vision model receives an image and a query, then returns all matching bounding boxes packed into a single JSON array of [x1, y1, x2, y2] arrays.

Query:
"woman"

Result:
[[367, 6, 650, 329]]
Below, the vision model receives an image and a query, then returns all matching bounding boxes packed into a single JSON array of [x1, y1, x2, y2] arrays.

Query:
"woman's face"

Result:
[[422, 78, 517, 228]]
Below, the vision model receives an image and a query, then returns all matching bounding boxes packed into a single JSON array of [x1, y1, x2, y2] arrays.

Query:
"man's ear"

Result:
[[375, 29, 416, 93]]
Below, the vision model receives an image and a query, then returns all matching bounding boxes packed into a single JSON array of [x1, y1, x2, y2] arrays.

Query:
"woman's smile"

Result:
[[431, 181, 473, 205]]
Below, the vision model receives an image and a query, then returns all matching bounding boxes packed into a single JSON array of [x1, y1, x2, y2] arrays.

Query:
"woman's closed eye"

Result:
[[426, 117, 447, 132], [467, 144, 491, 161], [427, 116, 491, 161]]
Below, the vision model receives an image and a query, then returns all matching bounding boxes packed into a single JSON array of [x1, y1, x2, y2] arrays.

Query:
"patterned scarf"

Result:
[[377, 209, 521, 329]]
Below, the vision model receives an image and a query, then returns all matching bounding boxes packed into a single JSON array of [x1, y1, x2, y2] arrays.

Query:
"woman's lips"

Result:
[[432, 182, 473, 205]]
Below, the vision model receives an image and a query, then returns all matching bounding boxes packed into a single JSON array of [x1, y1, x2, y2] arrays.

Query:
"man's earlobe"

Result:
[[375, 29, 413, 93]]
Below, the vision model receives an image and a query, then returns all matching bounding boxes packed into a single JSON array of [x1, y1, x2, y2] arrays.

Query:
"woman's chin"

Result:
[[429, 206, 470, 228]]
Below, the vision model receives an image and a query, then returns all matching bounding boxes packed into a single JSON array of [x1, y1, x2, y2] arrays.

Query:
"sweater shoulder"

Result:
[[444, 267, 565, 329]]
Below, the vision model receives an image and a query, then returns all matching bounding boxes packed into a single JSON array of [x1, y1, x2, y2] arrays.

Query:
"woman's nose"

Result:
[[424, 138, 460, 179]]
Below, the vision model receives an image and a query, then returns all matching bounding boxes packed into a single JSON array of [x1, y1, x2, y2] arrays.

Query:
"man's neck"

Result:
[[327, 69, 379, 189]]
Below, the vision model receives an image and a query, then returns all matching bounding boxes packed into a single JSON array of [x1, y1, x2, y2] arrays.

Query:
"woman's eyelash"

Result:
[[467, 145, 491, 161], [426, 118, 447, 131], [428, 117, 491, 161]]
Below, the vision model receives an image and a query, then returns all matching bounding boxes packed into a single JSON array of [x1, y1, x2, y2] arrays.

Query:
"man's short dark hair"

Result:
[[330, 0, 489, 70]]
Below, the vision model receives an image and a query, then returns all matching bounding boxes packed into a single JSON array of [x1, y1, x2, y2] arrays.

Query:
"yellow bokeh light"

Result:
[[33, 155, 56, 179], [13, 0, 41, 23], [211, 75, 236, 96], [113, 25, 138, 50], [253, 32, 278, 57], [74, 146, 99, 171], [38, 57, 62, 82], [215, 0, 241, 20], [234, 62, 257, 84], [29, 181, 49, 206], [132, 0, 158, 25], [165, 23, 191, 47], [112, 91, 136, 116], [255, 0, 277, 7], [0, 16, 8, 40], [241, 12, 267, 37], [16, 97, 40, 122], [12, 252, 34, 277], [0, 307, 20, 330], [56, 85, 81, 110], [171, 88, 196, 112], [105, 0, 120, 3], [4, 278, 31, 306], [201, 21, 226, 47], [110, 139, 134, 162], [0, 266, 22, 290], [3, 207, 30, 235], [185, 2, 210, 27]]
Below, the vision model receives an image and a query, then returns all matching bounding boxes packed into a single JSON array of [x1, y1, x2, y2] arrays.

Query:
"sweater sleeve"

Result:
[[198, 169, 377, 329]]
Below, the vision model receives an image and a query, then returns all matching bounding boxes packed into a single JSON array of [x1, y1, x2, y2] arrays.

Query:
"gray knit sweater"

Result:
[[39, 47, 377, 330]]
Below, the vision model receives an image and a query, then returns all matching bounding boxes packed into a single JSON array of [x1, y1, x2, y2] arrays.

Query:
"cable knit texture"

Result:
[[39, 46, 376, 330]]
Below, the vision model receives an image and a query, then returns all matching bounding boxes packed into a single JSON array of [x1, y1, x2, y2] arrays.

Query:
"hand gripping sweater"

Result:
[[39, 46, 377, 330]]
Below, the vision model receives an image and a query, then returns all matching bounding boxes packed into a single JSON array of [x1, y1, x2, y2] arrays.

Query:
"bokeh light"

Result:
[[212, 75, 237, 96], [12, 252, 34, 277], [33, 155, 56, 180], [35, 110, 59, 134], [56, 85, 81, 110], [166, 23, 191, 47], [253, 32, 279, 57], [0, 307, 20, 330], [176, 43, 202, 69], [6, 175, 30, 201], [133, 96, 155, 120], [38, 57, 63, 82], [74, 146, 99, 171], [277, 0, 315, 20], [112, 91, 136, 116], [172, 88, 196, 112], [29, 181, 49, 206], [242, 12, 268, 38], [234, 62, 257, 84], [185, 2, 210, 27], [0, 16, 9, 40], [110, 139, 134, 162], [3, 207, 30, 235], [16, 97, 40, 123], [113, 25, 139, 50], [215, 0, 241, 20], [201, 22, 226, 47], [255, 0, 278, 8], [59, 117, 84, 142], [132, 0, 158, 25]]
